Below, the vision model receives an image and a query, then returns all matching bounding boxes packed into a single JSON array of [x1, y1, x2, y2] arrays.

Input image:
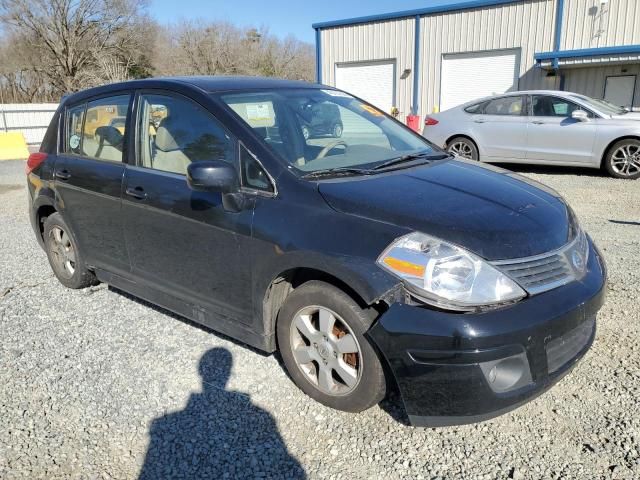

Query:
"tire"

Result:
[[43, 212, 98, 289], [447, 136, 479, 160], [301, 125, 310, 140], [604, 138, 640, 179], [332, 123, 343, 138], [276, 281, 386, 412]]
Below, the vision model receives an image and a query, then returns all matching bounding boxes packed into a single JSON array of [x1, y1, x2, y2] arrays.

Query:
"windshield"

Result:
[[569, 94, 627, 116], [218, 88, 439, 174]]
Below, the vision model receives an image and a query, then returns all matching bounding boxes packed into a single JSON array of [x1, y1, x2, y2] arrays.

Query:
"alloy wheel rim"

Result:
[[289, 305, 362, 396], [449, 141, 474, 159], [49, 226, 76, 278], [302, 126, 310, 140], [611, 144, 640, 177], [334, 125, 342, 137]]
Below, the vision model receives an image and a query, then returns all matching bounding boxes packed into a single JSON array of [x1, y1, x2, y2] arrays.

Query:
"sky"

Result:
[[151, 0, 464, 43]]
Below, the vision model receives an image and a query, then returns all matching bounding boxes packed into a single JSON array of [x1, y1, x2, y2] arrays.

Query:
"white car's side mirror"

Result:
[[571, 110, 589, 122]]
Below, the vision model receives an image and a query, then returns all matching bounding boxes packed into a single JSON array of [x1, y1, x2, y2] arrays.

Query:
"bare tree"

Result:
[[0, 0, 151, 96], [153, 21, 315, 82]]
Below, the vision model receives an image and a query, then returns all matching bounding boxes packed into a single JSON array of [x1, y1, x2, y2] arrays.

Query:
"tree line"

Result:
[[0, 0, 315, 103]]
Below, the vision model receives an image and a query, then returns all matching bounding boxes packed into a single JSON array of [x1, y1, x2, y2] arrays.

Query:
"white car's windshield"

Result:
[[219, 88, 440, 175], [570, 94, 628, 116]]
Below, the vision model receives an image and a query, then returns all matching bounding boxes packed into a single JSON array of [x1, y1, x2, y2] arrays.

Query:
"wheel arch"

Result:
[[600, 135, 640, 167], [445, 134, 480, 159], [262, 267, 391, 351], [35, 203, 58, 247]]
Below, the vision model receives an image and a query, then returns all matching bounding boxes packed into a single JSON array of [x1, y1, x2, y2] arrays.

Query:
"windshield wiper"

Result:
[[300, 167, 375, 179], [372, 152, 451, 171]]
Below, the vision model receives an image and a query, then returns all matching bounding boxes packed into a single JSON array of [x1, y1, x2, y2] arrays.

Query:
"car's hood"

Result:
[[611, 112, 640, 121], [318, 159, 575, 261]]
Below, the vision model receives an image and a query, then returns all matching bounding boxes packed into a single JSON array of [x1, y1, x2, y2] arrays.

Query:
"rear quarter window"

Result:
[[464, 102, 485, 114]]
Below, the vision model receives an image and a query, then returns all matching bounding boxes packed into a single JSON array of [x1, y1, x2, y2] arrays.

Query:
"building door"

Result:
[[440, 49, 520, 111], [604, 75, 636, 109], [335, 61, 395, 114]]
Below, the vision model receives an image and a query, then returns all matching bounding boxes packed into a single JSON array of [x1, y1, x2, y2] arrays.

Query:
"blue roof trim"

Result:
[[535, 45, 640, 60], [312, 0, 520, 29]]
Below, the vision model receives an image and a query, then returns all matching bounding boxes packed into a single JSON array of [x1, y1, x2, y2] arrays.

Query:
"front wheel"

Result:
[[276, 281, 386, 412], [301, 125, 310, 140], [605, 139, 640, 179], [447, 136, 479, 160], [332, 123, 343, 138]]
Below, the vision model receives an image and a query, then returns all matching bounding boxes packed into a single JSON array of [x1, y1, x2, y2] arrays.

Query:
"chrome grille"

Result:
[[492, 231, 589, 296]]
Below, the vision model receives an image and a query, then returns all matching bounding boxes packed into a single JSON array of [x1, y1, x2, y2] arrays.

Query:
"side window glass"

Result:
[[66, 104, 85, 154], [240, 144, 273, 193], [532, 95, 591, 118], [139, 94, 235, 175], [484, 96, 524, 116], [82, 95, 130, 162]]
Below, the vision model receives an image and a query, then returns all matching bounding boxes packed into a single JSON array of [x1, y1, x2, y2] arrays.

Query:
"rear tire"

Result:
[[44, 213, 98, 289], [447, 136, 479, 160], [604, 139, 640, 179], [276, 281, 386, 413]]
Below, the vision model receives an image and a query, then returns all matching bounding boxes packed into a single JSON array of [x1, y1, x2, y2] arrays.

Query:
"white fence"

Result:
[[0, 103, 59, 146]]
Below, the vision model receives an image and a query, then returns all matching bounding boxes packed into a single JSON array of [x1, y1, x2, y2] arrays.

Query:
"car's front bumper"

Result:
[[367, 239, 607, 427]]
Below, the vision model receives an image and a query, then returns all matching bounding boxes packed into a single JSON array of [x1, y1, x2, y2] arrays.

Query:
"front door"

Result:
[[471, 95, 528, 160], [54, 94, 132, 274], [121, 91, 255, 323], [526, 95, 596, 164]]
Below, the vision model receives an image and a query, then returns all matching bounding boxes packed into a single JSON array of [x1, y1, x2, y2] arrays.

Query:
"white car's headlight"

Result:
[[377, 232, 526, 311]]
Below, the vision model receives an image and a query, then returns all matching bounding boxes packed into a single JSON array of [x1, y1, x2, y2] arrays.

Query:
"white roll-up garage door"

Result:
[[440, 50, 520, 111], [335, 61, 395, 114]]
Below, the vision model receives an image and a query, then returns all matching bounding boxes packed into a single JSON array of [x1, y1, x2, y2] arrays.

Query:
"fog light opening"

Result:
[[485, 357, 526, 392]]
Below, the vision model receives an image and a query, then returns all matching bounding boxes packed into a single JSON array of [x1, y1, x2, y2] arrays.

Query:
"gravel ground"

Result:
[[1, 159, 639, 479]]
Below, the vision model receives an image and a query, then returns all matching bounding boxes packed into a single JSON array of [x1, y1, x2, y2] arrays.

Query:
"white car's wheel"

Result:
[[447, 136, 479, 160], [605, 139, 640, 179]]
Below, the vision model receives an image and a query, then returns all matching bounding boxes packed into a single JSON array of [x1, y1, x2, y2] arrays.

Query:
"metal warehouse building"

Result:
[[313, 0, 640, 121]]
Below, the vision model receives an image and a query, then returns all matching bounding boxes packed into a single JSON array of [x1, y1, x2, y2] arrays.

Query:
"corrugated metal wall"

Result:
[[320, 18, 415, 116], [563, 64, 640, 106], [420, 0, 556, 114], [0, 103, 58, 145], [561, 0, 640, 50]]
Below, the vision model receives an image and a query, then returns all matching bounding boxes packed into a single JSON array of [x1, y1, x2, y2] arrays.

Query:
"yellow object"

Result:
[[433, 105, 440, 113], [383, 257, 426, 277], [0, 132, 29, 160]]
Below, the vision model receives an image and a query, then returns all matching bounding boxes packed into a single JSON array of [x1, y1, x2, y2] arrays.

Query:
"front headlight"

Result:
[[377, 232, 526, 311]]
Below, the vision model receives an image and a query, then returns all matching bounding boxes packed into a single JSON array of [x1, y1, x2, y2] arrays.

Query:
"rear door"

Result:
[[121, 91, 256, 324], [526, 95, 596, 164], [54, 94, 132, 274], [470, 95, 527, 160]]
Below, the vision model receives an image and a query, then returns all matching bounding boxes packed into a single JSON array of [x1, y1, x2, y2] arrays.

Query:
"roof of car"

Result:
[[61, 76, 323, 104], [458, 90, 581, 107]]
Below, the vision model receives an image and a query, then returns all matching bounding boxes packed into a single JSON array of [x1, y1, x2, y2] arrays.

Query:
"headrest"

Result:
[[155, 116, 188, 152]]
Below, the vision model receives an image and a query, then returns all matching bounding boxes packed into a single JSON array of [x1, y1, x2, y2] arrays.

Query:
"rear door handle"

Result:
[[532, 120, 545, 125], [474, 119, 486, 123], [125, 186, 147, 200], [55, 169, 71, 180]]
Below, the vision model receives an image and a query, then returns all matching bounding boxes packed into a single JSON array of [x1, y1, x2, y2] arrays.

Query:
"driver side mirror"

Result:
[[187, 160, 239, 193], [571, 110, 589, 122]]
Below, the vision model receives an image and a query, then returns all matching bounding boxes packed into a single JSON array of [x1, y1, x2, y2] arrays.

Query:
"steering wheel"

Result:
[[316, 140, 347, 159]]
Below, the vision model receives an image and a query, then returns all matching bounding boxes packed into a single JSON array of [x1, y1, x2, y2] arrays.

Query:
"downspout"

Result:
[[554, 0, 565, 89], [315, 28, 322, 84], [411, 15, 421, 116]]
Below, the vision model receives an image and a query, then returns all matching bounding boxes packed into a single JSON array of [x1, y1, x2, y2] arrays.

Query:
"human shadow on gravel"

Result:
[[139, 347, 306, 480]]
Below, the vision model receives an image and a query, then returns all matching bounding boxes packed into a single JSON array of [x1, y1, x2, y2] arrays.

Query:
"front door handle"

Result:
[[474, 119, 486, 123], [125, 186, 147, 200], [55, 169, 71, 180], [532, 120, 545, 125]]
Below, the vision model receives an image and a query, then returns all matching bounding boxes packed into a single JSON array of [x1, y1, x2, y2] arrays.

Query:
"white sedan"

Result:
[[422, 90, 640, 179]]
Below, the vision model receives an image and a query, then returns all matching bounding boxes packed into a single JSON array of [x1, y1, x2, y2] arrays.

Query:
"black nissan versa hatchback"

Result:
[[27, 77, 606, 427]]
